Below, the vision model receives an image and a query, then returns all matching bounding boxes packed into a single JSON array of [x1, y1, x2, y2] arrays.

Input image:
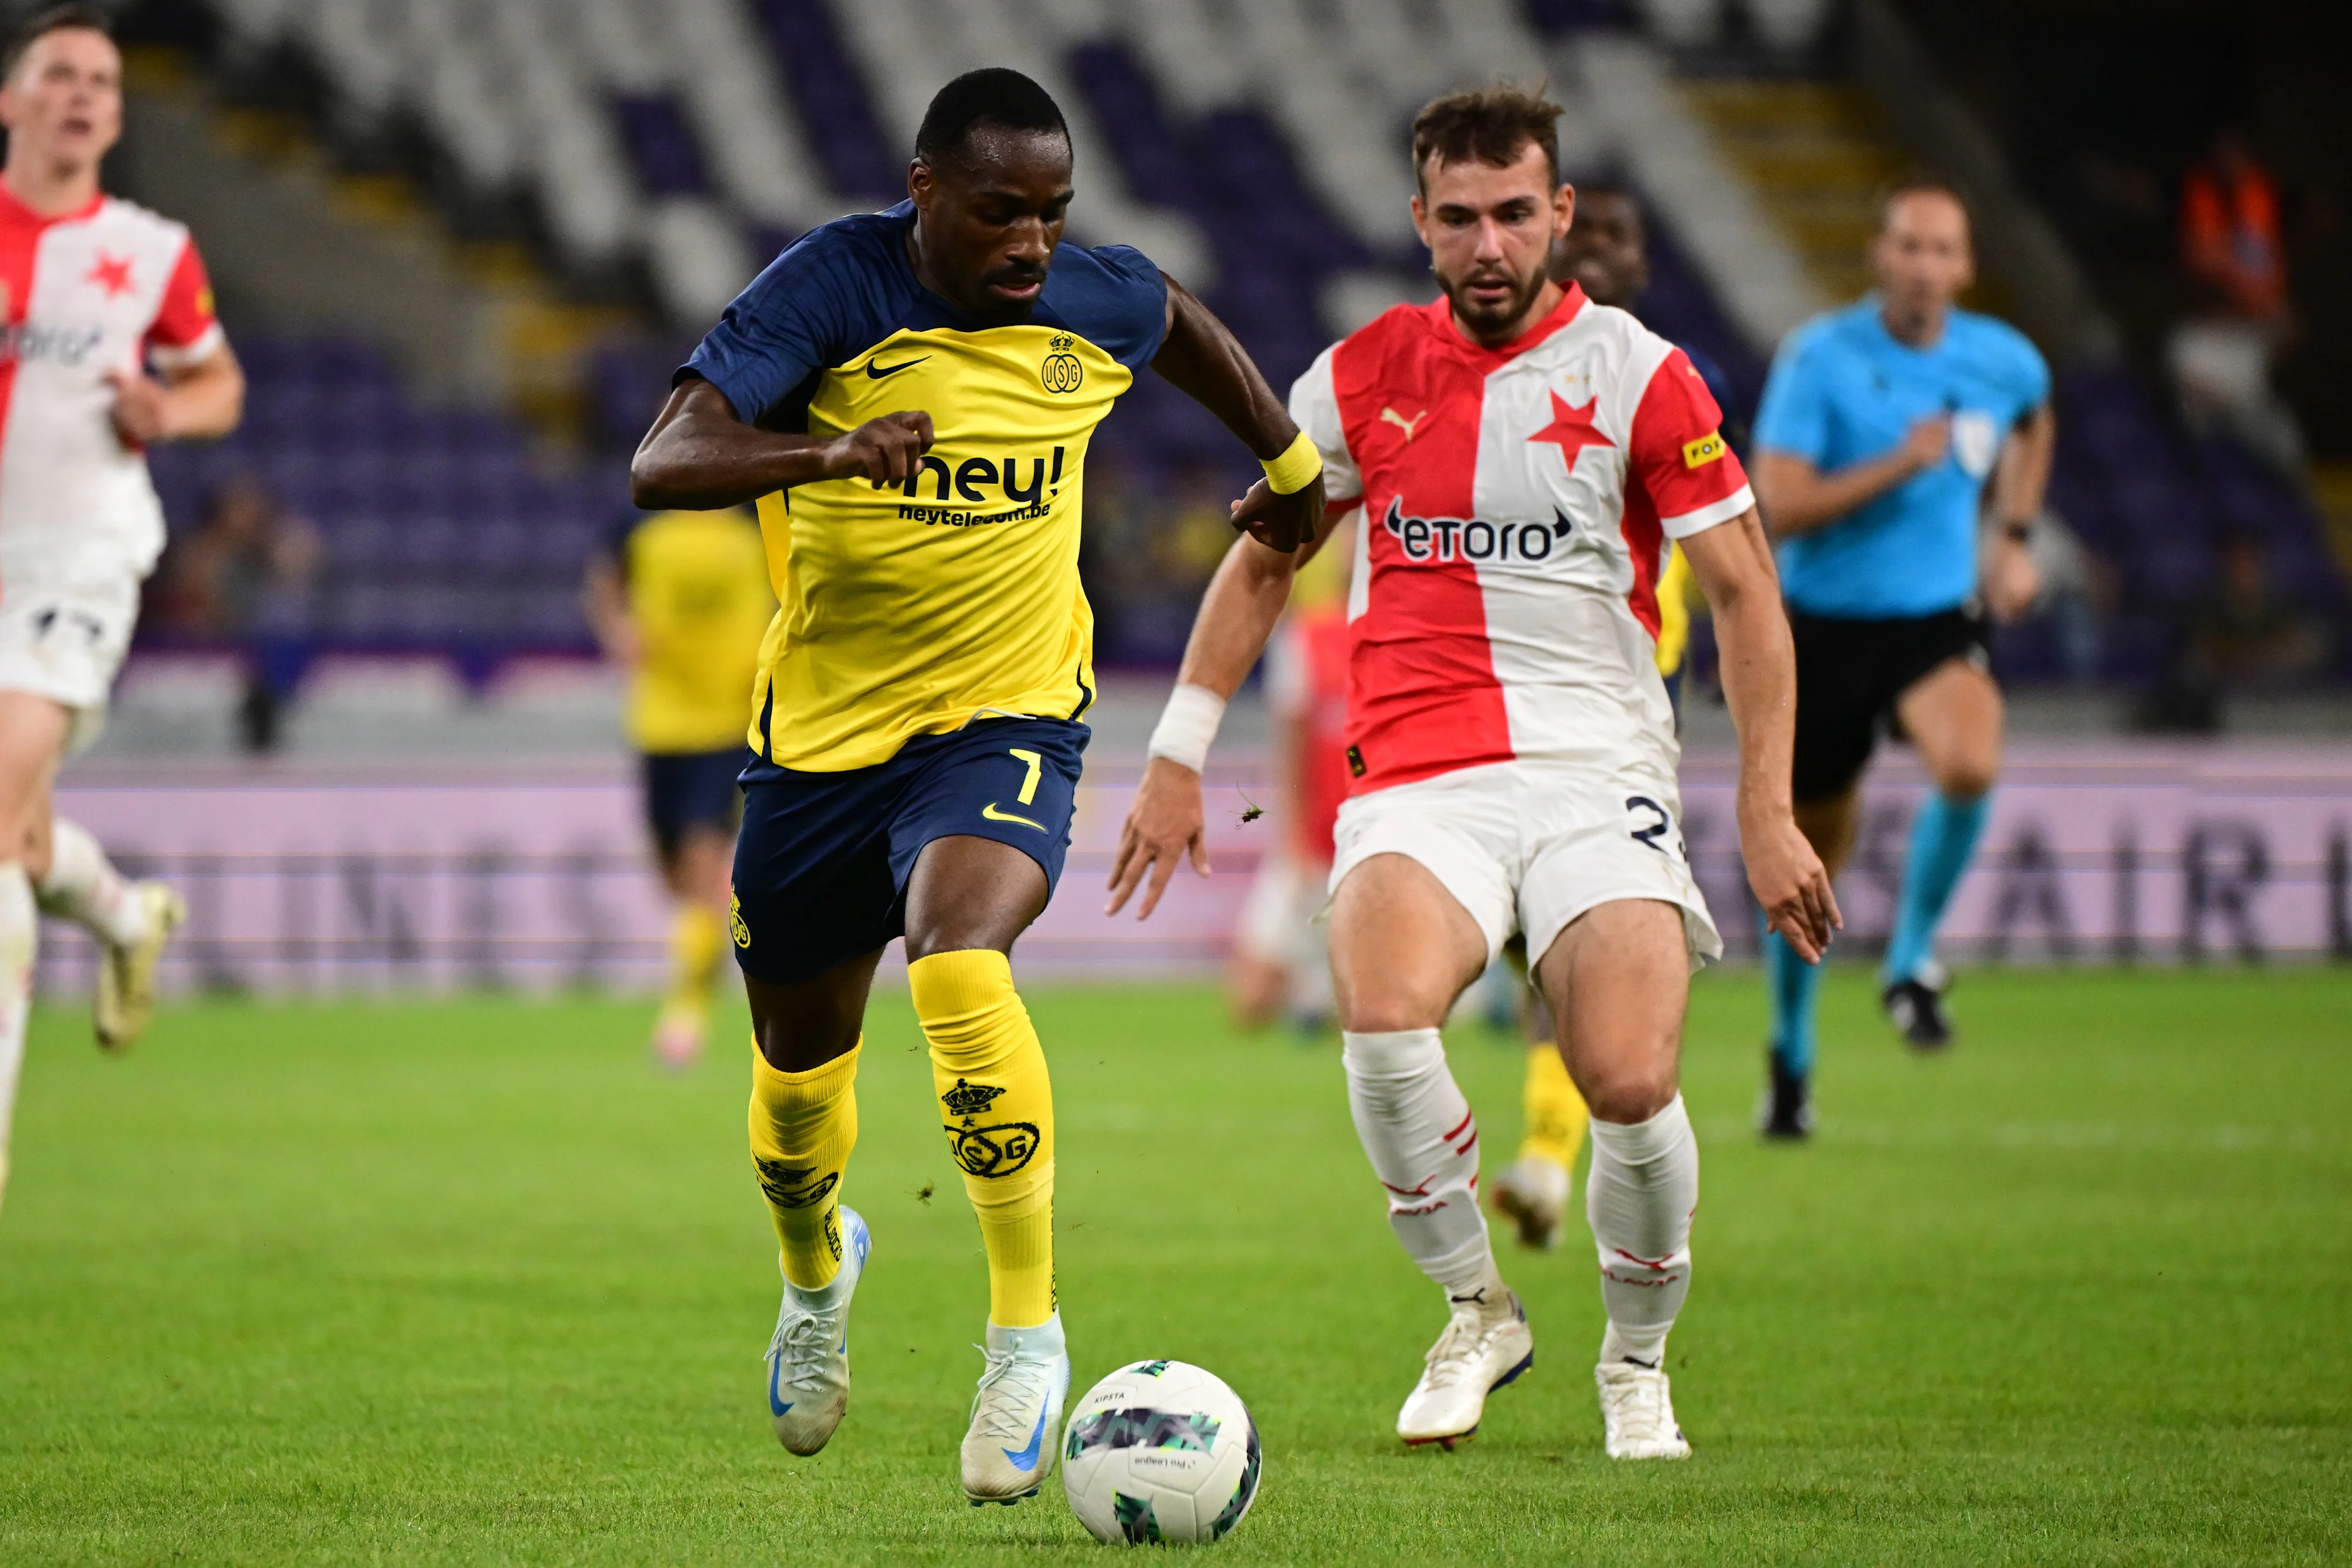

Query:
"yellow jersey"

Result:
[[680, 204, 1168, 772], [611, 507, 775, 754]]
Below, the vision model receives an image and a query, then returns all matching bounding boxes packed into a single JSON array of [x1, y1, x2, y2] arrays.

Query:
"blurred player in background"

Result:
[[1224, 515, 1351, 1032], [0, 6, 242, 1206], [584, 504, 772, 1069], [1488, 179, 1727, 1250], [1751, 179, 2054, 1136], [631, 69, 1321, 1503], [1115, 88, 1835, 1461]]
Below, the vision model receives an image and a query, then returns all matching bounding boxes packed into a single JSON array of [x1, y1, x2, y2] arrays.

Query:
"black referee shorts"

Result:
[[1789, 606, 1989, 804]]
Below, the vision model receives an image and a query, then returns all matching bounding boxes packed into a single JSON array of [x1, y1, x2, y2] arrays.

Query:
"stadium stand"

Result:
[[99, 0, 2348, 694], [144, 336, 622, 661]]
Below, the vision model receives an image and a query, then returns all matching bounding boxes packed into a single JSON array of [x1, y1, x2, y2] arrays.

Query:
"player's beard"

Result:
[[1439, 256, 1550, 341]]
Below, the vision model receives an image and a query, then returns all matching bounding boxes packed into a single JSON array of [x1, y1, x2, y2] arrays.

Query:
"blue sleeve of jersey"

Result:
[[1046, 243, 1168, 371], [1752, 328, 1835, 462], [679, 231, 856, 426]]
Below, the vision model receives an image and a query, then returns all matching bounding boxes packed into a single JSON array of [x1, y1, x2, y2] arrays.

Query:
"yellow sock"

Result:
[[669, 902, 725, 1009], [1520, 1041, 1589, 1173], [908, 949, 1055, 1328], [747, 1039, 860, 1291]]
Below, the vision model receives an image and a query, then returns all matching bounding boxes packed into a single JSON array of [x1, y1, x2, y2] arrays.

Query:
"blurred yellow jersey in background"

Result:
[[1654, 543, 1695, 679], [611, 508, 775, 754]]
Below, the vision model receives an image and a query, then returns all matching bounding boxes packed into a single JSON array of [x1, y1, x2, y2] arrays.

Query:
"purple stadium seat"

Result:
[[750, 0, 899, 204], [612, 92, 711, 198]]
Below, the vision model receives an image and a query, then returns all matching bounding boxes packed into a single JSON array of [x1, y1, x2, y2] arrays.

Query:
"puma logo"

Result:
[[1380, 406, 1428, 442]]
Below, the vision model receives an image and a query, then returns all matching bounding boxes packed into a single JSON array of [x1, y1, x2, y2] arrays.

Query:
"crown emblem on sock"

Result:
[[940, 1078, 1008, 1120], [752, 1158, 838, 1210]]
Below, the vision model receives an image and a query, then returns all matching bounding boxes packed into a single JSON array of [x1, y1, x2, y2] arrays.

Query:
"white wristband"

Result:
[[1146, 682, 1226, 773]]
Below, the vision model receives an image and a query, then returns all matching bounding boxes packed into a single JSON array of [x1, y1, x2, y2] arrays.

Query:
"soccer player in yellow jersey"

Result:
[[584, 505, 774, 1068], [1491, 183, 1719, 1250], [630, 69, 1321, 1503]]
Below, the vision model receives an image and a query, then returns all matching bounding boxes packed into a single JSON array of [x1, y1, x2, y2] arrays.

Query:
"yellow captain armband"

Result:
[[1261, 431, 1324, 496]]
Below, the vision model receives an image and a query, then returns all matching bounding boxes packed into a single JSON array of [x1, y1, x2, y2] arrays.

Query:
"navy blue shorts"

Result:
[[641, 748, 748, 858], [731, 717, 1088, 983]]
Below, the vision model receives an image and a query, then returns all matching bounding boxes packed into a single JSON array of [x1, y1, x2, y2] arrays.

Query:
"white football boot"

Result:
[[1489, 1156, 1570, 1251], [1396, 1280, 1534, 1447], [764, 1207, 870, 1456], [94, 881, 187, 1053], [961, 1313, 1070, 1505], [1594, 1358, 1692, 1460]]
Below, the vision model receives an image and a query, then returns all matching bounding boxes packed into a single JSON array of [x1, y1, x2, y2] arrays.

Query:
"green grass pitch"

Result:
[[1, 968, 2346, 1564]]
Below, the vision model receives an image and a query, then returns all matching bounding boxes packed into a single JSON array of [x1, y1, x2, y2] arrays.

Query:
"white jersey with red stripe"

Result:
[[1290, 284, 1752, 797], [1, 186, 224, 589]]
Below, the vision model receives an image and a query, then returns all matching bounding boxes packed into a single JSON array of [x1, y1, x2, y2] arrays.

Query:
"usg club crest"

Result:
[[940, 1077, 1041, 1179], [1041, 333, 1083, 394]]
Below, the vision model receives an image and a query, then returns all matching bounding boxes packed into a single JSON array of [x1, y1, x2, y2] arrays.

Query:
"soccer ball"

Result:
[[1061, 1360, 1262, 1545]]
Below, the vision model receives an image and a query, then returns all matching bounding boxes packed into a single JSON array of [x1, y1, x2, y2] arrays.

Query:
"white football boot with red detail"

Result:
[[1594, 1358, 1691, 1460], [1395, 1279, 1534, 1447]]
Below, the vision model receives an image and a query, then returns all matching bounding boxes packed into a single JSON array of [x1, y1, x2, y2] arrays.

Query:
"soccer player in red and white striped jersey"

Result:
[[1112, 88, 1838, 1460], [0, 6, 244, 1207]]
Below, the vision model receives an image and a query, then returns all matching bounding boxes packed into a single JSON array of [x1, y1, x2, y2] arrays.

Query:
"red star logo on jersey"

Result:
[[1527, 390, 1615, 469], [85, 252, 135, 298]]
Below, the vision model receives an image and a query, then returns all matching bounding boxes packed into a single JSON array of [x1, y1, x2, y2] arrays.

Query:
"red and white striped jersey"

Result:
[[1, 184, 223, 586], [1291, 285, 1752, 795]]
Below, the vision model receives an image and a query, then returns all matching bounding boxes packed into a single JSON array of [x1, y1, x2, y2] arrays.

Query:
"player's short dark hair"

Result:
[[4, 3, 112, 81], [1878, 173, 1972, 234], [1411, 84, 1564, 193], [914, 68, 1069, 170], [1572, 177, 1643, 219]]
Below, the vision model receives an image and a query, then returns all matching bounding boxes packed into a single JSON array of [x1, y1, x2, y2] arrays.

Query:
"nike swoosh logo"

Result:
[[768, 1356, 792, 1419], [865, 355, 930, 379], [982, 802, 1046, 831], [1001, 1401, 1049, 1471]]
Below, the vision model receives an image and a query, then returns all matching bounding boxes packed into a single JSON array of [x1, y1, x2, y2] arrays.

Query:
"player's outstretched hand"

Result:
[[1107, 756, 1209, 920], [107, 368, 172, 448], [827, 411, 936, 488], [1744, 813, 1841, 963], [1229, 472, 1326, 555]]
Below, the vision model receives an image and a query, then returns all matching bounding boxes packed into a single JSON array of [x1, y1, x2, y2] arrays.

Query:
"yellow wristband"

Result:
[[1261, 431, 1323, 496]]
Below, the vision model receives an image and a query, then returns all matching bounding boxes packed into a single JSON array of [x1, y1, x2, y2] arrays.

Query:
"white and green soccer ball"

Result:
[[1061, 1360, 1262, 1545]]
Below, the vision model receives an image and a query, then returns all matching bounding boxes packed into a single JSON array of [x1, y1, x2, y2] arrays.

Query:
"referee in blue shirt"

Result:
[[1750, 178, 2056, 1136]]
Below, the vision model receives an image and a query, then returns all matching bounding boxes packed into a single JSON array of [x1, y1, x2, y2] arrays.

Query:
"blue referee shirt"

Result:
[[1753, 297, 2049, 619]]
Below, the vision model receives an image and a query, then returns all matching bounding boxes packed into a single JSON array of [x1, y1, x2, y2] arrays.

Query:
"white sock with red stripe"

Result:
[[1586, 1094, 1698, 1366], [0, 864, 37, 1208], [37, 819, 148, 950], [1341, 1028, 1493, 1295]]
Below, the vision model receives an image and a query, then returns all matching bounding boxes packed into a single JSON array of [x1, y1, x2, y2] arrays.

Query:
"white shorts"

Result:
[[0, 576, 140, 754], [1329, 757, 1723, 972]]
